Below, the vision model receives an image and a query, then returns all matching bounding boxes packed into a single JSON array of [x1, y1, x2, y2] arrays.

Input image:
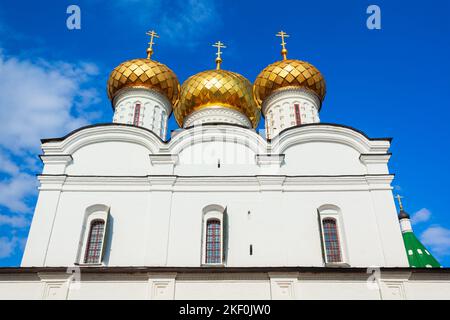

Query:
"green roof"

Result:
[[402, 231, 441, 268]]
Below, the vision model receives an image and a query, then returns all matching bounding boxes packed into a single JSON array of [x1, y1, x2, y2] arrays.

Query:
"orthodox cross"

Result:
[[146, 30, 159, 59], [213, 41, 226, 70], [276, 30, 290, 60], [395, 194, 404, 211]]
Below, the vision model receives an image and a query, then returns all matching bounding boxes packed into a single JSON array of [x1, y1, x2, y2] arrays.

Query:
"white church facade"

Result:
[[0, 31, 449, 300]]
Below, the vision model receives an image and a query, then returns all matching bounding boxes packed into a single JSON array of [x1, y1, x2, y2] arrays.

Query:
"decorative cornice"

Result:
[[149, 154, 179, 165], [40, 123, 392, 157], [3, 266, 449, 276], [39, 154, 73, 166], [113, 87, 172, 114], [255, 154, 285, 166], [271, 124, 391, 155], [147, 175, 177, 188], [42, 125, 163, 155], [36, 174, 394, 192], [177, 273, 269, 281], [256, 176, 287, 191], [183, 106, 252, 128], [37, 175, 67, 190], [262, 87, 321, 115], [37, 272, 72, 281], [360, 153, 392, 164], [365, 174, 395, 186]]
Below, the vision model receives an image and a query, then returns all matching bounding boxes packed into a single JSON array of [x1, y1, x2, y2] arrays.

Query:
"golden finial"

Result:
[[212, 41, 226, 70], [276, 30, 289, 60], [395, 194, 404, 211], [146, 30, 159, 59]]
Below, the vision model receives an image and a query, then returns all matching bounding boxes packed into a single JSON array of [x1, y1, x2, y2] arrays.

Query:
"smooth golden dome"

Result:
[[107, 58, 180, 105], [253, 59, 326, 107], [175, 69, 260, 128]]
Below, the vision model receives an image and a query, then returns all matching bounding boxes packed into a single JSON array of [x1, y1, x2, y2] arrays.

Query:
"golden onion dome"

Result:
[[107, 58, 180, 105], [175, 69, 261, 128], [254, 31, 326, 108], [253, 59, 326, 107], [107, 31, 179, 105]]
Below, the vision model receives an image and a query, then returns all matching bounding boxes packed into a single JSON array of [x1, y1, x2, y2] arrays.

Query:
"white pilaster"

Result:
[[40, 155, 73, 175], [269, 272, 299, 300], [378, 271, 411, 300], [147, 273, 177, 300], [21, 175, 67, 267], [38, 273, 72, 300], [149, 154, 179, 175], [255, 154, 285, 174]]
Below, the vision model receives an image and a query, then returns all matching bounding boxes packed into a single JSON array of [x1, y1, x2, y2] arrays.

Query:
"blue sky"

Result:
[[0, 0, 449, 266]]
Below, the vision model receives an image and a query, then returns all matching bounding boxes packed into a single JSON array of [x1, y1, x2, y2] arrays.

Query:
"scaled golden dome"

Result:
[[175, 69, 261, 128], [107, 58, 180, 105], [253, 59, 326, 107]]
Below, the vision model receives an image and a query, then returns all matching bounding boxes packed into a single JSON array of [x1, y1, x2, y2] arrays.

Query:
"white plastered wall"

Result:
[[21, 123, 407, 268]]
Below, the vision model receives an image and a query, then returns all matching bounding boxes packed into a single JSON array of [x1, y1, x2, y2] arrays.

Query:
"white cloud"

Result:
[[420, 225, 450, 257], [0, 214, 29, 228], [411, 208, 432, 225], [0, 50, 102, 216], [0, 236, 20, 259], [0, 53, 100, 154], [0, 173, 37, 213], [0, 153, 19, 176]]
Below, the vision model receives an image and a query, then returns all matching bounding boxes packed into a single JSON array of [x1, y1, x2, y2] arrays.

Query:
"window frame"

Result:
[[294, 103, 302, 125], [201, 205, 225, 266], [318, 205, 348, 266], [321, 217, 342, 264], [77, 205, 110, 266], [205, 218, 222, 264], [83, 219, 106, 264], [133, 102, 141, 126]]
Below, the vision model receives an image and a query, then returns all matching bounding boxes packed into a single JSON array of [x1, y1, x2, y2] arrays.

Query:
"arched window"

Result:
[[293, 103, 301, 125], [322, 218, 342, 263], [133, 103, 141, 126], [202, 205, 227, 265], [318, 205, 347, 265], [84, 219, 106, 264], [77, 204, 110, 265], [160, 109, 166, 137], [205, 219, 222, 264]]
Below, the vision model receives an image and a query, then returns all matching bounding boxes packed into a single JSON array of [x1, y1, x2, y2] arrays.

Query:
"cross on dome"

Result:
[[212, 41, 226, 70], [276, 30, 289, 60], [395, 194, 404, 211], [146, 30, 160, 59]]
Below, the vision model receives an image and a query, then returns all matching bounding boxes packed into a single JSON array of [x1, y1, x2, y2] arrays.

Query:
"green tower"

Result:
[[396, 195, 441, 268]]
